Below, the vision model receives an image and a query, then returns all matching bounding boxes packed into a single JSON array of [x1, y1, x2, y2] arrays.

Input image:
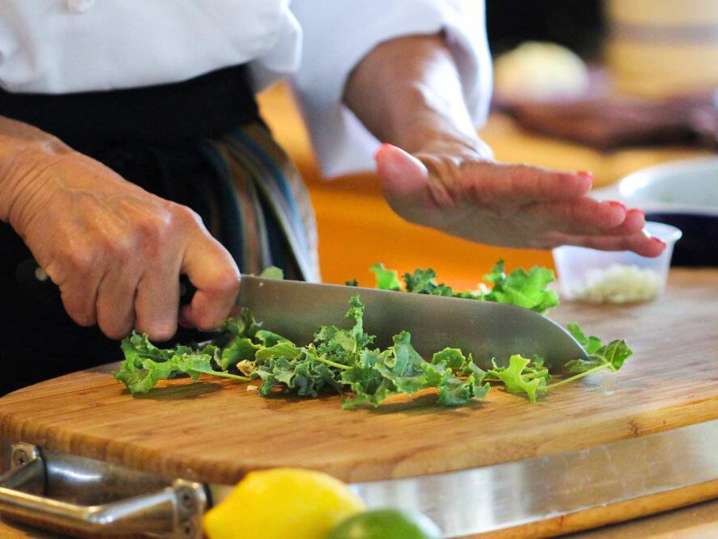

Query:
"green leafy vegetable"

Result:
[[438, 374, 490, 407], [364, 260, 558, 314], [115, 264, 632, 408], [259, 266, 284, 280], [487, 355, 550, 404], [403, 269, 454, 296], [218, 338, 258, 370], [116, 296, 491, 409], [547, 324, 633, 389], [370, 263, 402, 291], [480, 260, 559, 313], [340, 350, 395, 409], [431, 348, 467, 371], [115, 334, 248, 395]]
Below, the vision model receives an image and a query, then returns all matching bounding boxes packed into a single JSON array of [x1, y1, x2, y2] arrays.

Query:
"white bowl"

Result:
[[593, 157, 718, 215], [552, 222, 683, 304], [593, 157, 718, 266]]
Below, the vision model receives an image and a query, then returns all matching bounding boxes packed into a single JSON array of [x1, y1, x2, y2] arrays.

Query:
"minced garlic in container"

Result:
[[570, 264, 662, 304]]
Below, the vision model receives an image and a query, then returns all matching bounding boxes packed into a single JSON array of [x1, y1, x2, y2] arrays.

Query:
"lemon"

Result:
[[203, 468, 366, 539]]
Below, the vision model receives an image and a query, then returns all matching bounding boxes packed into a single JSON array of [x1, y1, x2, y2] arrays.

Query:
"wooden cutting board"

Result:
[[1, 269, 717, 491]]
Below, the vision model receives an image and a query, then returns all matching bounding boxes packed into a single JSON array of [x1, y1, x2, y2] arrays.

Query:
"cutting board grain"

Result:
[[1, 270, 717, 488]]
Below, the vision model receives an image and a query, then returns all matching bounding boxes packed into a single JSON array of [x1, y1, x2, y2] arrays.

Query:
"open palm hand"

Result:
[[375, 143, 665, 257]]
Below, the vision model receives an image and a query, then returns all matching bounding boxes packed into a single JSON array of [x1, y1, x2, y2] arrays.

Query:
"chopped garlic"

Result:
[[570, 264, 662, 304]]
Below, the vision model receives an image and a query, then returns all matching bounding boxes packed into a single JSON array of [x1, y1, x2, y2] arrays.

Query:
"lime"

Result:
[[203, 468, 366, 539], [327, 508, 442, 539]]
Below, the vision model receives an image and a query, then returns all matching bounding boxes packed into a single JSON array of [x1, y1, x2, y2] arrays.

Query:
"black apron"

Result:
[[0, 65, 319, 395]]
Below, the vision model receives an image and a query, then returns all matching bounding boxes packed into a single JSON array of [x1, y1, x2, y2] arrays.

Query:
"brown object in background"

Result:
[[605, 0, 718, 98], [506, 92, 718, 150]]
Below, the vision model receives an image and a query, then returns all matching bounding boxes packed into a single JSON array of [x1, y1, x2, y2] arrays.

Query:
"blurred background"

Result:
[[258, 0, 718, 288], [487, 0, 605, 59]]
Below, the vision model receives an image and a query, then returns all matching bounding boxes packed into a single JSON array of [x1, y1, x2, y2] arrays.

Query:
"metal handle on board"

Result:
[[0, 444, 206, 538]]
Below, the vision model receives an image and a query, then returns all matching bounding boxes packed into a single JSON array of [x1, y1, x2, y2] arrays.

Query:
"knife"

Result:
[[214, 275, 589, 369], [34, 260, 586, 367]]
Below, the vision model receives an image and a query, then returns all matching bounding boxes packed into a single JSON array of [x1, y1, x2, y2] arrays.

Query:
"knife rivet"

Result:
[[11, 449, 29, 467], [179, 489, 195, 511], [34, 266, 49, 282]]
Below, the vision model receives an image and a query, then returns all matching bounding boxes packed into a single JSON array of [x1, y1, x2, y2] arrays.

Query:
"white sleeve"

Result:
[[289, 0, 492, 178]]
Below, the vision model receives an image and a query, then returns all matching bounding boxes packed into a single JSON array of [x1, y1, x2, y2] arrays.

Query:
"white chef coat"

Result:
[[0, 0, 491, 176]]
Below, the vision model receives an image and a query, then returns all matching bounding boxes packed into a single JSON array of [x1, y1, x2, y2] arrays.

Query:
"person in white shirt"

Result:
[[0, 1, 662, 393]]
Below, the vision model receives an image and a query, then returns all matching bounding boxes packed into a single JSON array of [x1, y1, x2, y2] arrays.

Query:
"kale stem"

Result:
[[193, 369, 251, 382], [546, 364, 607, 389], [485, 371, 545, 384], [314, 355, 351, 370]]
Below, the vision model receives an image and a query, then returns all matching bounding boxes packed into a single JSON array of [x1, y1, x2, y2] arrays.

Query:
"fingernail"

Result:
[[607, 201, 626, 211], [576, 170, 593, 179], [374, 143, 397, 159], [652, 237, 667, 248]]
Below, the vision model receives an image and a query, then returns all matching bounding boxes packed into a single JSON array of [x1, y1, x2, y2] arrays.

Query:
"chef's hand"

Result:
[[2, 131, 240, 341], [374, 139, 665, 256], [347, 34, 666, 257]]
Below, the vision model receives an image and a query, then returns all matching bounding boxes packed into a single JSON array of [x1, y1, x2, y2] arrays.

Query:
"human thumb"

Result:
[[374, 143, 430, 203]]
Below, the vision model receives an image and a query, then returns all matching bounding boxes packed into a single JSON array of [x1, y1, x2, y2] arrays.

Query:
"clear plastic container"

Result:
[[552, 222, 683, 304]]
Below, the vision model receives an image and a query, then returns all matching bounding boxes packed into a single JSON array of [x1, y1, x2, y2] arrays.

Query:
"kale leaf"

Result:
[[480, 260, 559, 313], [559, 324, 634, 382], [365, 260, 558, 314], [115, 333, 248, 395], [115, 264, 631, 408], [369, 263, 402, 291], [116, 296, 491, 409], [487, 355, 550, 404]]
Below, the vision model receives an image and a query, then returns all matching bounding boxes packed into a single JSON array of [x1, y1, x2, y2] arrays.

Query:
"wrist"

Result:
[[0, 140, 65, 232], [395, 114, 491, 161], [386, 83, 484, 156], [0, 118, 70, 223]]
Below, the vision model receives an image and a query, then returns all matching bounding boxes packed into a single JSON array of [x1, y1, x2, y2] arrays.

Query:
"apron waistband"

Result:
[[0, 64, 259, 151]]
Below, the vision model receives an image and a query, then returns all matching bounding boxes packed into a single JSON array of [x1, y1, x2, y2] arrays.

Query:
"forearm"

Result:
[[0, 117, 70, 225], [344, 34, 480, 154]]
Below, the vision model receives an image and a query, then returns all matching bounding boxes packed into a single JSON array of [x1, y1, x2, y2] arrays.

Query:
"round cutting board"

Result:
[[1, 270, 718, 486]]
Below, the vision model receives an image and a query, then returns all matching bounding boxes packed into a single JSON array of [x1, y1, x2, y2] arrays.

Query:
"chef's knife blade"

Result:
[[42, 262, 585, 366], [234, 276, 588, 369]]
